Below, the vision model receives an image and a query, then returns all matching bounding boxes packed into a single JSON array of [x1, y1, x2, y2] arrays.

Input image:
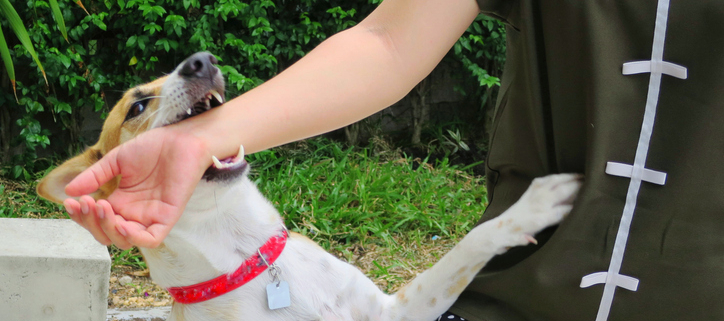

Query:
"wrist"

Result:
[[163, 124, 215, 174]]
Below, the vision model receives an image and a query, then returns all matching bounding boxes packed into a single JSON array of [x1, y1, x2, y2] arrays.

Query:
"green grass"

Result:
[[0, 175, 66, 219], [249, 138, 487, 248], [1, 137, 488, 290]]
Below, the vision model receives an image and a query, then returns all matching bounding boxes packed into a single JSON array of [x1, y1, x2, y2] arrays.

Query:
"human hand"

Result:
[[64, 128, 211, 249]]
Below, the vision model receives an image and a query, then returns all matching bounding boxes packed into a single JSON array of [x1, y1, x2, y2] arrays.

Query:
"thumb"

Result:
[[65, 147, 121, 197]]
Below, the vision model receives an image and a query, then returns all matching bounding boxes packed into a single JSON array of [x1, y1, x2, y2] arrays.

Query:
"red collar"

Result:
[[167, 228, 288, 304]]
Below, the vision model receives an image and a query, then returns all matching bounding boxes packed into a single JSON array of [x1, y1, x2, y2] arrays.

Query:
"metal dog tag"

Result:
[[266, 281, 291, 310]]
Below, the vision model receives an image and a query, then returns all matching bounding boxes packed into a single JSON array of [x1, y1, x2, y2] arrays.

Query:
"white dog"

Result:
[[38, 52, 582, 320]]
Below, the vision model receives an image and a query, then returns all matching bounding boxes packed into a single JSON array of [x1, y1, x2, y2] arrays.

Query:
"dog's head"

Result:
[[38, 52, 232, 203]]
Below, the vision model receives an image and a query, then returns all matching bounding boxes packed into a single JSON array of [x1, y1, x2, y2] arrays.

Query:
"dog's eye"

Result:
[[125, 99, 149, 121]]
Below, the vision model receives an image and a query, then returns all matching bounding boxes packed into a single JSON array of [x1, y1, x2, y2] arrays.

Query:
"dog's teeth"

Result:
[[186, 108, 192, 115], [237, 145, 245, 160], [210, 90, 224, 103], [212, 156, 224, 169], [205, 98, 211, 108]]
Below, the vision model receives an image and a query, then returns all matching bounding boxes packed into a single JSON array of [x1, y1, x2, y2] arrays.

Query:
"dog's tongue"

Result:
[[212, 145, 245, 169]]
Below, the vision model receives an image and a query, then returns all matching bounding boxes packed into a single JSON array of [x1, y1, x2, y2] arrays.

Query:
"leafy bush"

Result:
[[0, 0, 505, 178]]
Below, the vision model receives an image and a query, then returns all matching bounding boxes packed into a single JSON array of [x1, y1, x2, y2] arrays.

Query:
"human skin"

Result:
[[63, 0, 481, 249]]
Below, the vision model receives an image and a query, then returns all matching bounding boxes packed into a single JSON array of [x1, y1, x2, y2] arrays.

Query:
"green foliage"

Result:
[[452, 15, 505, 106], [1, 0, 505, 179], [0, 0, 51, 90], [453, 15, 506, 89], [111, 247, 148, 269]]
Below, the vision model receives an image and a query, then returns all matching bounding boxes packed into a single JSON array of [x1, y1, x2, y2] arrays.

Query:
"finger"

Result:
[[65, 147, 121, 197], [117, 220, 170, 249], [78, 196, 112, 246], [97, 200, 133, 250], [63, 198, 82, 225]]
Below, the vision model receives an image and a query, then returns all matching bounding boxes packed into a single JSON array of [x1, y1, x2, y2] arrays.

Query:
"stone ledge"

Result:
[[0, 218, 111, 321], [107, 307, 171, 321]]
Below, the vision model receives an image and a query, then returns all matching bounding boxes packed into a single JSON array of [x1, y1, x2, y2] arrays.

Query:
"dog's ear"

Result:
[[37, 148, 114, 204]]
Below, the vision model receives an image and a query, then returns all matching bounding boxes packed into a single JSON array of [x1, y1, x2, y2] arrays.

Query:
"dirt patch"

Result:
[[109, 266, 171, 309]]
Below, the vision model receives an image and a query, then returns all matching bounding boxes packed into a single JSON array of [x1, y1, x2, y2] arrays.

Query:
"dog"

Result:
[[37, 52, 582, 320]]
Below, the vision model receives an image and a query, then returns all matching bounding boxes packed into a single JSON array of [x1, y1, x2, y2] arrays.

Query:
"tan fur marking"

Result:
[[472, 262, 486, 273], [416, 284, 422, 293], [429, 297, 437, 307], [444, 276, 470, 299], [396, 287, 409, 305], [455, 266, 467, 276]]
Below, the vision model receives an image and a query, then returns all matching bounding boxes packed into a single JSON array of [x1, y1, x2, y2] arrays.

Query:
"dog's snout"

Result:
[[180, 52, 218, 79]]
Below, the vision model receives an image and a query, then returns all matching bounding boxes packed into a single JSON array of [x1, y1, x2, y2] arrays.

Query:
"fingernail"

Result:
[[96, 204, 104, 219], [81, 202, 89, 215], [64, 204, 75, 216], [117, 225, 127, 237]]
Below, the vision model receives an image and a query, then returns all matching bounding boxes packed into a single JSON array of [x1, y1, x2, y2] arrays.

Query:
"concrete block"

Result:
[[107, 307, 170, 321], [0, 218, 111, 321]]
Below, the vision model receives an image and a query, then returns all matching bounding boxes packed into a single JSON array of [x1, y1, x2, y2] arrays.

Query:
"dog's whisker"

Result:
[[130, 95, 166, 105], [133, 107, 167, 136], [148, 109, 171, 130]]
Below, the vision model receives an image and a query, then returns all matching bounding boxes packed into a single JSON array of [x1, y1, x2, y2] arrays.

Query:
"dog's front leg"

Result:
[[374, 173, 582, 321]]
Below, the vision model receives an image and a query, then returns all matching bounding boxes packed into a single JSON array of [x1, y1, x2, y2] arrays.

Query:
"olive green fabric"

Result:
[[451, 0, 724, 320]]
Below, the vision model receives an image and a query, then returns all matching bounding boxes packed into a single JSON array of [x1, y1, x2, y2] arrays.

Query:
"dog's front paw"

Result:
[[494, 173, 583, 247]]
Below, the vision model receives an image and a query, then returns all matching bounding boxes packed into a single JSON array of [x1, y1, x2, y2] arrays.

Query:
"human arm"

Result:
[[185, 0, 481, 158], [64, 0, 481, 248]]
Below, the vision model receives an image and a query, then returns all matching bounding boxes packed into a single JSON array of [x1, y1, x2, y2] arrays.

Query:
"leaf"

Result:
[[126, 35, 137, 47], [92, 18, 107, 31], [48, 0, 68, 42], [12, 165, 23, 179], [58, 54, 71, 68], [0, 23, 17, 102], [56, 102, 72, 114], [129, 269, 150, 277], [75, 0, 90, 15], [0, 0, 48, 85], [128, 56, 137, 65], [137, 36, 146, 50]]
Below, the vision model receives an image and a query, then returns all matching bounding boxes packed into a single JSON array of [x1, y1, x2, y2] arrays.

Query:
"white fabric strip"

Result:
[[579, 0, 686, 320], [580, 272, 640, 291], [605, 162, 667, 185], [622, 61, 688, 79]]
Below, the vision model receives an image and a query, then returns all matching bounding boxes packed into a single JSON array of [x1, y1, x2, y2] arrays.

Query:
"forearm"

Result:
[[202, 26, 412, 156], [175, 0, 480, 161]]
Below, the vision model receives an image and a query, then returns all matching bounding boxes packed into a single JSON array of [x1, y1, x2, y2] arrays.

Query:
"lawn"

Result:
[[0, 137, 488, 306]]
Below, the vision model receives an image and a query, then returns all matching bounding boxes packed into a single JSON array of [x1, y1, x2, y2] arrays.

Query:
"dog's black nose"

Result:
[[180, 52, 218, 78]]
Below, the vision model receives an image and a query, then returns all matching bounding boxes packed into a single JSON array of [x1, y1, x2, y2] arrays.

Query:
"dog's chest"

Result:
[[166, 238, 388, 321]]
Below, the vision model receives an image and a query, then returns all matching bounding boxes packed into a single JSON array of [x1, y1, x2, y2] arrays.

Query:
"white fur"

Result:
[[137, 61, 583, 320], [141, 173, 581, 321]]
